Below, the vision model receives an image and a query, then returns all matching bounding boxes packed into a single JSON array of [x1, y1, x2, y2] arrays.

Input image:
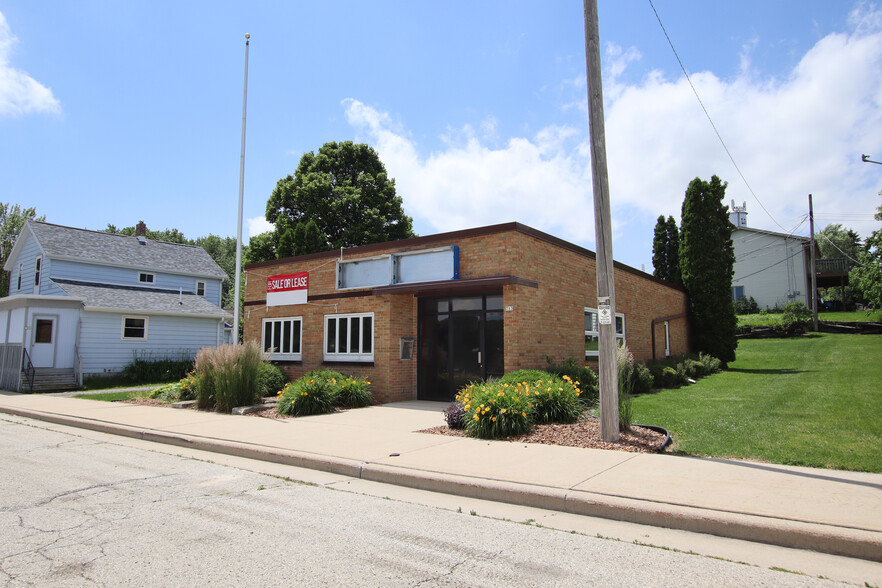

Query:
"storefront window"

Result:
[[324, 313, 373, 362], [262, 317, 302, 360], [585, 307, 625, 357]]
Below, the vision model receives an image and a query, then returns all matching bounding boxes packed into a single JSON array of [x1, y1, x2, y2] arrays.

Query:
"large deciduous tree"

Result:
[[0, 203, 45, 297], [265, 141, 415, 257], [679, 176, 737, 365]]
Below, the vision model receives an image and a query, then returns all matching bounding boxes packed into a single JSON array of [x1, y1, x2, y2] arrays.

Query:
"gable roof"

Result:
[[732, 226, 811, 244], [6, 221, 228, 280], [53, 278, 229, 317]]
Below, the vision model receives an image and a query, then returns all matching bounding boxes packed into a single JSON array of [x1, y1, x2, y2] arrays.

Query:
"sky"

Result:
[[1, 1, 881, 272]]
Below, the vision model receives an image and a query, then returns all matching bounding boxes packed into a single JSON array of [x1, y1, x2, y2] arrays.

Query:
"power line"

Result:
[[647, 0, 789, 234]]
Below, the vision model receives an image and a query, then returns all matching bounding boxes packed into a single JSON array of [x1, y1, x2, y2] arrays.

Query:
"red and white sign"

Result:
[[266, 272, 308, 306]]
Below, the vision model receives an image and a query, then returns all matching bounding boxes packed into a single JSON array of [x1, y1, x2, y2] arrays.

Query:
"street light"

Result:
[[862, 154, 882, 165]]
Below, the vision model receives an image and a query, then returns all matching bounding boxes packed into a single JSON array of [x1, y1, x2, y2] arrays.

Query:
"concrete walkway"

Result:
[[1, 392, 880, 562]]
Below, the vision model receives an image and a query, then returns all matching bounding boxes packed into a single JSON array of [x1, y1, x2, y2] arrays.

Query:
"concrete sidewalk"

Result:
[[1, 392, 880, 562]]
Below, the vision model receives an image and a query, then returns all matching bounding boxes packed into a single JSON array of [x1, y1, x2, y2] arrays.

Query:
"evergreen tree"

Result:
[[651, 216, 668, 279], [664, 215, 682, 286], [679, 176, 737, 365]]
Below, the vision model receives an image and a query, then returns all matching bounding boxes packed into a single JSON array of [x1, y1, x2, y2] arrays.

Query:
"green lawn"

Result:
[[738, 309, 882, 327], [631, 333, 882, 472], [74, 390, 148, 402]]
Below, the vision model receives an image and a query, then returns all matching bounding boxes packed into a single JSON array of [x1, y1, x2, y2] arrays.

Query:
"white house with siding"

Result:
[[0, 221, 229, 391], [730, 203, 813, 310]]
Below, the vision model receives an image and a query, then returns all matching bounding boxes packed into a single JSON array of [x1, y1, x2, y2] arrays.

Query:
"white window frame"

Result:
[[17, 262, 22, 291], [196, 281, 206, 296], [585, 307, 625, 358], [732, 285, 745, 300], [261, 317, 302, 360], [121, 315, 148, 340], [664, 320, 671, 357], [139, 272, 155, 284], [34, 255, 42, 290], [324, 312, 374, 362]]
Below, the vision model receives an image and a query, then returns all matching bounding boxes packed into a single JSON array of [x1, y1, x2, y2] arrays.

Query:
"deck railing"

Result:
[[816, 258, 849, 274]]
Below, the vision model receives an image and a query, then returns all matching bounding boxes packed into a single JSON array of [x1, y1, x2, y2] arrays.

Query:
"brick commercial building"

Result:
[[244, 222, 690, 404]]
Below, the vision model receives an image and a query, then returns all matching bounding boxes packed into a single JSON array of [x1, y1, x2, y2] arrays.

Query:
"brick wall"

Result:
[[244, 224, 690, 402]]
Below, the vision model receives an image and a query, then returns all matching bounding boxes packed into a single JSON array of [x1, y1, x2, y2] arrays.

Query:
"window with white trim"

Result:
[[34, 256, 42, 288], [324, 312, 374, 362], [262, 317, 302, 360], [585, 307, 625, 358], [139, 272, 155, 284], [664, 321, 671, 357], [122, 316, 148, 340], [196, 281, 206, 296], [17, 263, 22, 290]]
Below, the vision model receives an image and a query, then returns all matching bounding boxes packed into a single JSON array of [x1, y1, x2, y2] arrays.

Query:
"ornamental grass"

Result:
[[194, 342, 262, 412]]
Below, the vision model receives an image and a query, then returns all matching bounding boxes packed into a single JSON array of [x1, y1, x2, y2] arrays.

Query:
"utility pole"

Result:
[[809, 194, 818, 332], [583, 0, 618, 442], [232, 33, 250, 345]]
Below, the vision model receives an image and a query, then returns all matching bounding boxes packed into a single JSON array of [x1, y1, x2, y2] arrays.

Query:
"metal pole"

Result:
[[809, 194, 818, 331], [232, 34, 250, 345], [583, 0, 619, 442]]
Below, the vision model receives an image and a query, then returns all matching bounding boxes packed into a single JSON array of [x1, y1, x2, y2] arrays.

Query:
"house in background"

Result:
[[730, 202, 813, 310], [730, 202, 849, 310], [0, 221, 229, 391]]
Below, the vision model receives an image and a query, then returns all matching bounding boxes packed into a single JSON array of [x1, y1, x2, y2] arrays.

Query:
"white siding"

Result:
[[732, 229, 810, 310], [50, 259, 223, 305], [6, 308, 26, 344], [10, 233, 44, 296], [79, 311, 222, 375]]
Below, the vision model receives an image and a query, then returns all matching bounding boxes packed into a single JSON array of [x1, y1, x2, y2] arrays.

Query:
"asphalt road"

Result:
[[0, 415, 846, 587]]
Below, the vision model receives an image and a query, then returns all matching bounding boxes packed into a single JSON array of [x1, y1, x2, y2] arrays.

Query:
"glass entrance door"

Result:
[[418, 294, 504, 401]]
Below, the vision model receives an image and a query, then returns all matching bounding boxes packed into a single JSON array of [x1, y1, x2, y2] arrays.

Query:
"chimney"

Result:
[[135, 221, 147, 244]]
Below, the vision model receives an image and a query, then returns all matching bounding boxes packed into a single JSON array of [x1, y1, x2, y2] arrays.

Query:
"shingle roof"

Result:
[[29, 221, 228, 280], [53, 278, 228, 317]]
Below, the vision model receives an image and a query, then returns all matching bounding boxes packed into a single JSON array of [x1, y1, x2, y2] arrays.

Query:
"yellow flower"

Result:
[[522, 412, 527, 417], [492, 417, 497, 422], [500, 409, 507, 414], [474, 415, 479, 421], [497, 391, 504, 397]]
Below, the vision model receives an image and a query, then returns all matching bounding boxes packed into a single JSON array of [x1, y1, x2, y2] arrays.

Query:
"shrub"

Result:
[[256, 362, 288, 397], [632, 362, 654, 395], [335, 376, 372, 408], [122, 351, 194, 384], [733, 295, 760, 315], [194, 342, 262, 412], [498, 369, 551, 385], [525, 375, 583, 424], [443, 402, 466, 429], [277, 377, 336, 416], [782, 301, 812, 332], [545, 356, 599, 406], [457, 382, 533, 439], [150, 371, 200, 403], [698, 352, 721, 375], [680, 358, 704, 379]]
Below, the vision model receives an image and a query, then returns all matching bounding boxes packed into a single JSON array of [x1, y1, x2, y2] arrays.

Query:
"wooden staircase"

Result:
[[24, 368, 80, 392]]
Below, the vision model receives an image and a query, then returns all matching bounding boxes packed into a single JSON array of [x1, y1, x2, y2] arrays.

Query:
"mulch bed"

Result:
[[419, 418, 668, 453]]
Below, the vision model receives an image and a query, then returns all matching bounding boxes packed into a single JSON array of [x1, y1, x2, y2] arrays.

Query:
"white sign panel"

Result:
[[266, 272, 308, 306], [598, 297, 612, 325]]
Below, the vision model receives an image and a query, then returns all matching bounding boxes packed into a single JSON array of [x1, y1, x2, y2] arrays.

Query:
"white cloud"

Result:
[[0, 11, 61, 117], [603, 4, 882, 238], [341, 6, 882, 267], [247, 216, 273, 238], [344, 98, 597, 246]]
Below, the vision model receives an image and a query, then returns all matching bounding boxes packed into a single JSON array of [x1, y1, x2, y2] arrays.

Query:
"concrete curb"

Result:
[[3, 404, 880, 562]]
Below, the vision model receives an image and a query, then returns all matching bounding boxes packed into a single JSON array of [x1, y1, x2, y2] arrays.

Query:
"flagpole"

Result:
[[232, 33, 250, 345]]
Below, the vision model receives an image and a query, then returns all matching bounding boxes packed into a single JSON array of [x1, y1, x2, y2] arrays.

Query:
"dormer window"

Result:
[[17, 263, 22, 290], [139, 272, 155, 284], [34, 256, 42, 289]]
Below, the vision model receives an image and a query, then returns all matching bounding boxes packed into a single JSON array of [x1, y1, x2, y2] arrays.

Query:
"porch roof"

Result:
[[53, 279, 228, 318]]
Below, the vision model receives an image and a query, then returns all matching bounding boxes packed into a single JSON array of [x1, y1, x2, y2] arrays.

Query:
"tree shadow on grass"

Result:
[[726, 368, 810, 375]]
